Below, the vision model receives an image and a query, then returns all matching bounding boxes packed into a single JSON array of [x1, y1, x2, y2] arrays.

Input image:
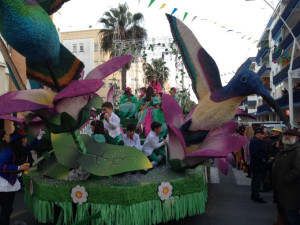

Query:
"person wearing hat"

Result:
[[0, 129, 44, 225], [119, 87, 138, 119], [250, 127, 267, 203], [272, 129, 300, 225], [148, 75, 162, 93]]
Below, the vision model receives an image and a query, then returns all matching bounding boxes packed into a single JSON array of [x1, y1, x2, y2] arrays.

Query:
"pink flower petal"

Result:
[[217, 158, 228, 175], [167, 124, 187, 160], [107, 86, 114, 102], [162, 94, 185, 128], [53, 79, 103, 104], [226, 153, 236, 168], [185, 104, 197, 122], [85, 56, 133, 80]]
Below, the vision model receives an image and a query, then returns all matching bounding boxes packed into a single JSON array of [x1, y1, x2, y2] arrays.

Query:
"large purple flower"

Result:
[[163, 94, 247, 175], [0, 56, 132, 128]]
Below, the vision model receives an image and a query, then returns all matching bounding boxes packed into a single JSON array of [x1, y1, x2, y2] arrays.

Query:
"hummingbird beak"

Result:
[[258, 90, 291, 128]]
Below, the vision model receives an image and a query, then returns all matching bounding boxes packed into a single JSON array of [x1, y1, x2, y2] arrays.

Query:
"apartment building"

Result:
[[247, 0, 300, 126]]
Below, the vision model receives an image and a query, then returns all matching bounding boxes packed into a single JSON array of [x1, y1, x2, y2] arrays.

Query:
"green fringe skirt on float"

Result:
[[23, 165, 208, 225]]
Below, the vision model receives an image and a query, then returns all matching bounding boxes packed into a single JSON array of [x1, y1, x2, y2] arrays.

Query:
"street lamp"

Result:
[[246, 0, 300, 127]]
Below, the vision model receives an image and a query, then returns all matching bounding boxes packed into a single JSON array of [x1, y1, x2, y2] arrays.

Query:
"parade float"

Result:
[[0, 1, 290, 225]]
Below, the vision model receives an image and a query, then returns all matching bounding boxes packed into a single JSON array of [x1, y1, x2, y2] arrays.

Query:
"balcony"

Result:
[[273, 21, 300, 60], [271, 0, 300, 38], [257, 89, 300, 114], [256, 46, 270, 64], [273, 55, 300, 85], [257, 63, 271, 77]]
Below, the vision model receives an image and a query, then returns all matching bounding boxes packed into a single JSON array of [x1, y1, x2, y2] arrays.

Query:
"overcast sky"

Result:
[[54, 0, 279, 93]]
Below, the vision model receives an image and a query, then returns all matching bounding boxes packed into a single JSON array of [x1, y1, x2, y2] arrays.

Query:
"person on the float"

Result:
[[170, 87, 180, 103], [152, 102, 168, 138], [91, 120, 106, 143], [0, 129, 44, 225], [142, 122, 167, 170], [101, 102, 122, 145], [137, 87, 155, 125], [123, 123, 142, 151], [136, 87, 147, 112], [119, 87, 137, 119], [153, 87, 158, 96], [157, 92, 163, 101], [142, 96, 161, 137], [148, 75, 162, 93]]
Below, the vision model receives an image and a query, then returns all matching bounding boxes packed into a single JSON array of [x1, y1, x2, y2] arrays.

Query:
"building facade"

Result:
[[245, 0, 300, 126], [60, 29, 125, 101]]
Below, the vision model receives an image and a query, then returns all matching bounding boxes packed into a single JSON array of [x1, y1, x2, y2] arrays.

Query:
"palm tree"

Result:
[[98, 3, 147, 90], [143, 58, 170, 88]]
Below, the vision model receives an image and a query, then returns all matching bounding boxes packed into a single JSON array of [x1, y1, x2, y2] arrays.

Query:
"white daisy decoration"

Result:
[[158, 182, 173, 201], [71, 185, 88, 205]]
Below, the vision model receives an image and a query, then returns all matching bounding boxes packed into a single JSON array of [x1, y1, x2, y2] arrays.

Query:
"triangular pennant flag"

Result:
[[253, 40, 259, 44], [171, 8, 177, 15], [221, 26, 226, 28], [241, 35, 246, 39], [159, 3, 166, 9], [274, 48, 279, 53], [183, 12, 188, 21], [279, 57, 282, 62], [247, 37, 252, 40], [191, 16, 197, 22], [148, 0, 156, 7], [272, 59, 276, 64], [236, 32, 241, 34], [281, 49, 284, 55], [227, 30, 233, 32], [266, 60, 269, 65]]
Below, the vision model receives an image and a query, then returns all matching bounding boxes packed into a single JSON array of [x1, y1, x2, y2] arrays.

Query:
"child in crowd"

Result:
[[123, 123, 142, 151], [142, 122, 167, 169], [102, 102, 122, 145], [91, 120, 106, 143]]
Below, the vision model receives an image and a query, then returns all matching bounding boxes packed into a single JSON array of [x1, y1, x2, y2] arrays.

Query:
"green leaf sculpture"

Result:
[[41, 156, 70, 180], [79, 142, 153, 176], [52, 133, 152, 176]]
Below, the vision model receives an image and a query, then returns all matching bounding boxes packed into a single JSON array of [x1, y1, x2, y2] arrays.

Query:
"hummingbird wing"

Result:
[[36, 0, 70, 15], [166, 14, 222, 100]]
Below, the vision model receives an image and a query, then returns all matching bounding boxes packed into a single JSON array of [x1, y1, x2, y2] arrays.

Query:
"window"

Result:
[[79, 43, 84, 52], [72, 44, 77, 53], [94, 44, 98, 52]]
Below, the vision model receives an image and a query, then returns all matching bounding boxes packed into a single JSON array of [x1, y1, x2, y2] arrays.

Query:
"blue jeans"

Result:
[[283, 209, 300, 225]]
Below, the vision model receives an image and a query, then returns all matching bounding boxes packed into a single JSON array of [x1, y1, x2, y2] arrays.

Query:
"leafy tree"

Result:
[[98, 3, 147, 90], [143, 58, 170, 88]]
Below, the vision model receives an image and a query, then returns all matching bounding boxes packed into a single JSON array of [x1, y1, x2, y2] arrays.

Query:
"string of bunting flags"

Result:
[[145, 0, 260, 44]]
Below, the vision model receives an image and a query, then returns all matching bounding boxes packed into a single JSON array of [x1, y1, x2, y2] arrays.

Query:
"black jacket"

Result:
[[250, 136, 267, 172], [272, 142, 300, 211]]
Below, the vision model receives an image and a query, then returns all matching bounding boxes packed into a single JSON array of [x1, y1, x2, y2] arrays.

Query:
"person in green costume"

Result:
[[91, 120, 106, 143], [136, 87, 146, 112], [170, 87, 180, 103], [137, 87, 155, 125], [151, 101, 168, 138], [119, 87, 137, 118]]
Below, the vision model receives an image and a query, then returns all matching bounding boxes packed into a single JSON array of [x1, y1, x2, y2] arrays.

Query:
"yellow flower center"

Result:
[[163, 187, 169, 195], [76, 191, 83, 199]]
